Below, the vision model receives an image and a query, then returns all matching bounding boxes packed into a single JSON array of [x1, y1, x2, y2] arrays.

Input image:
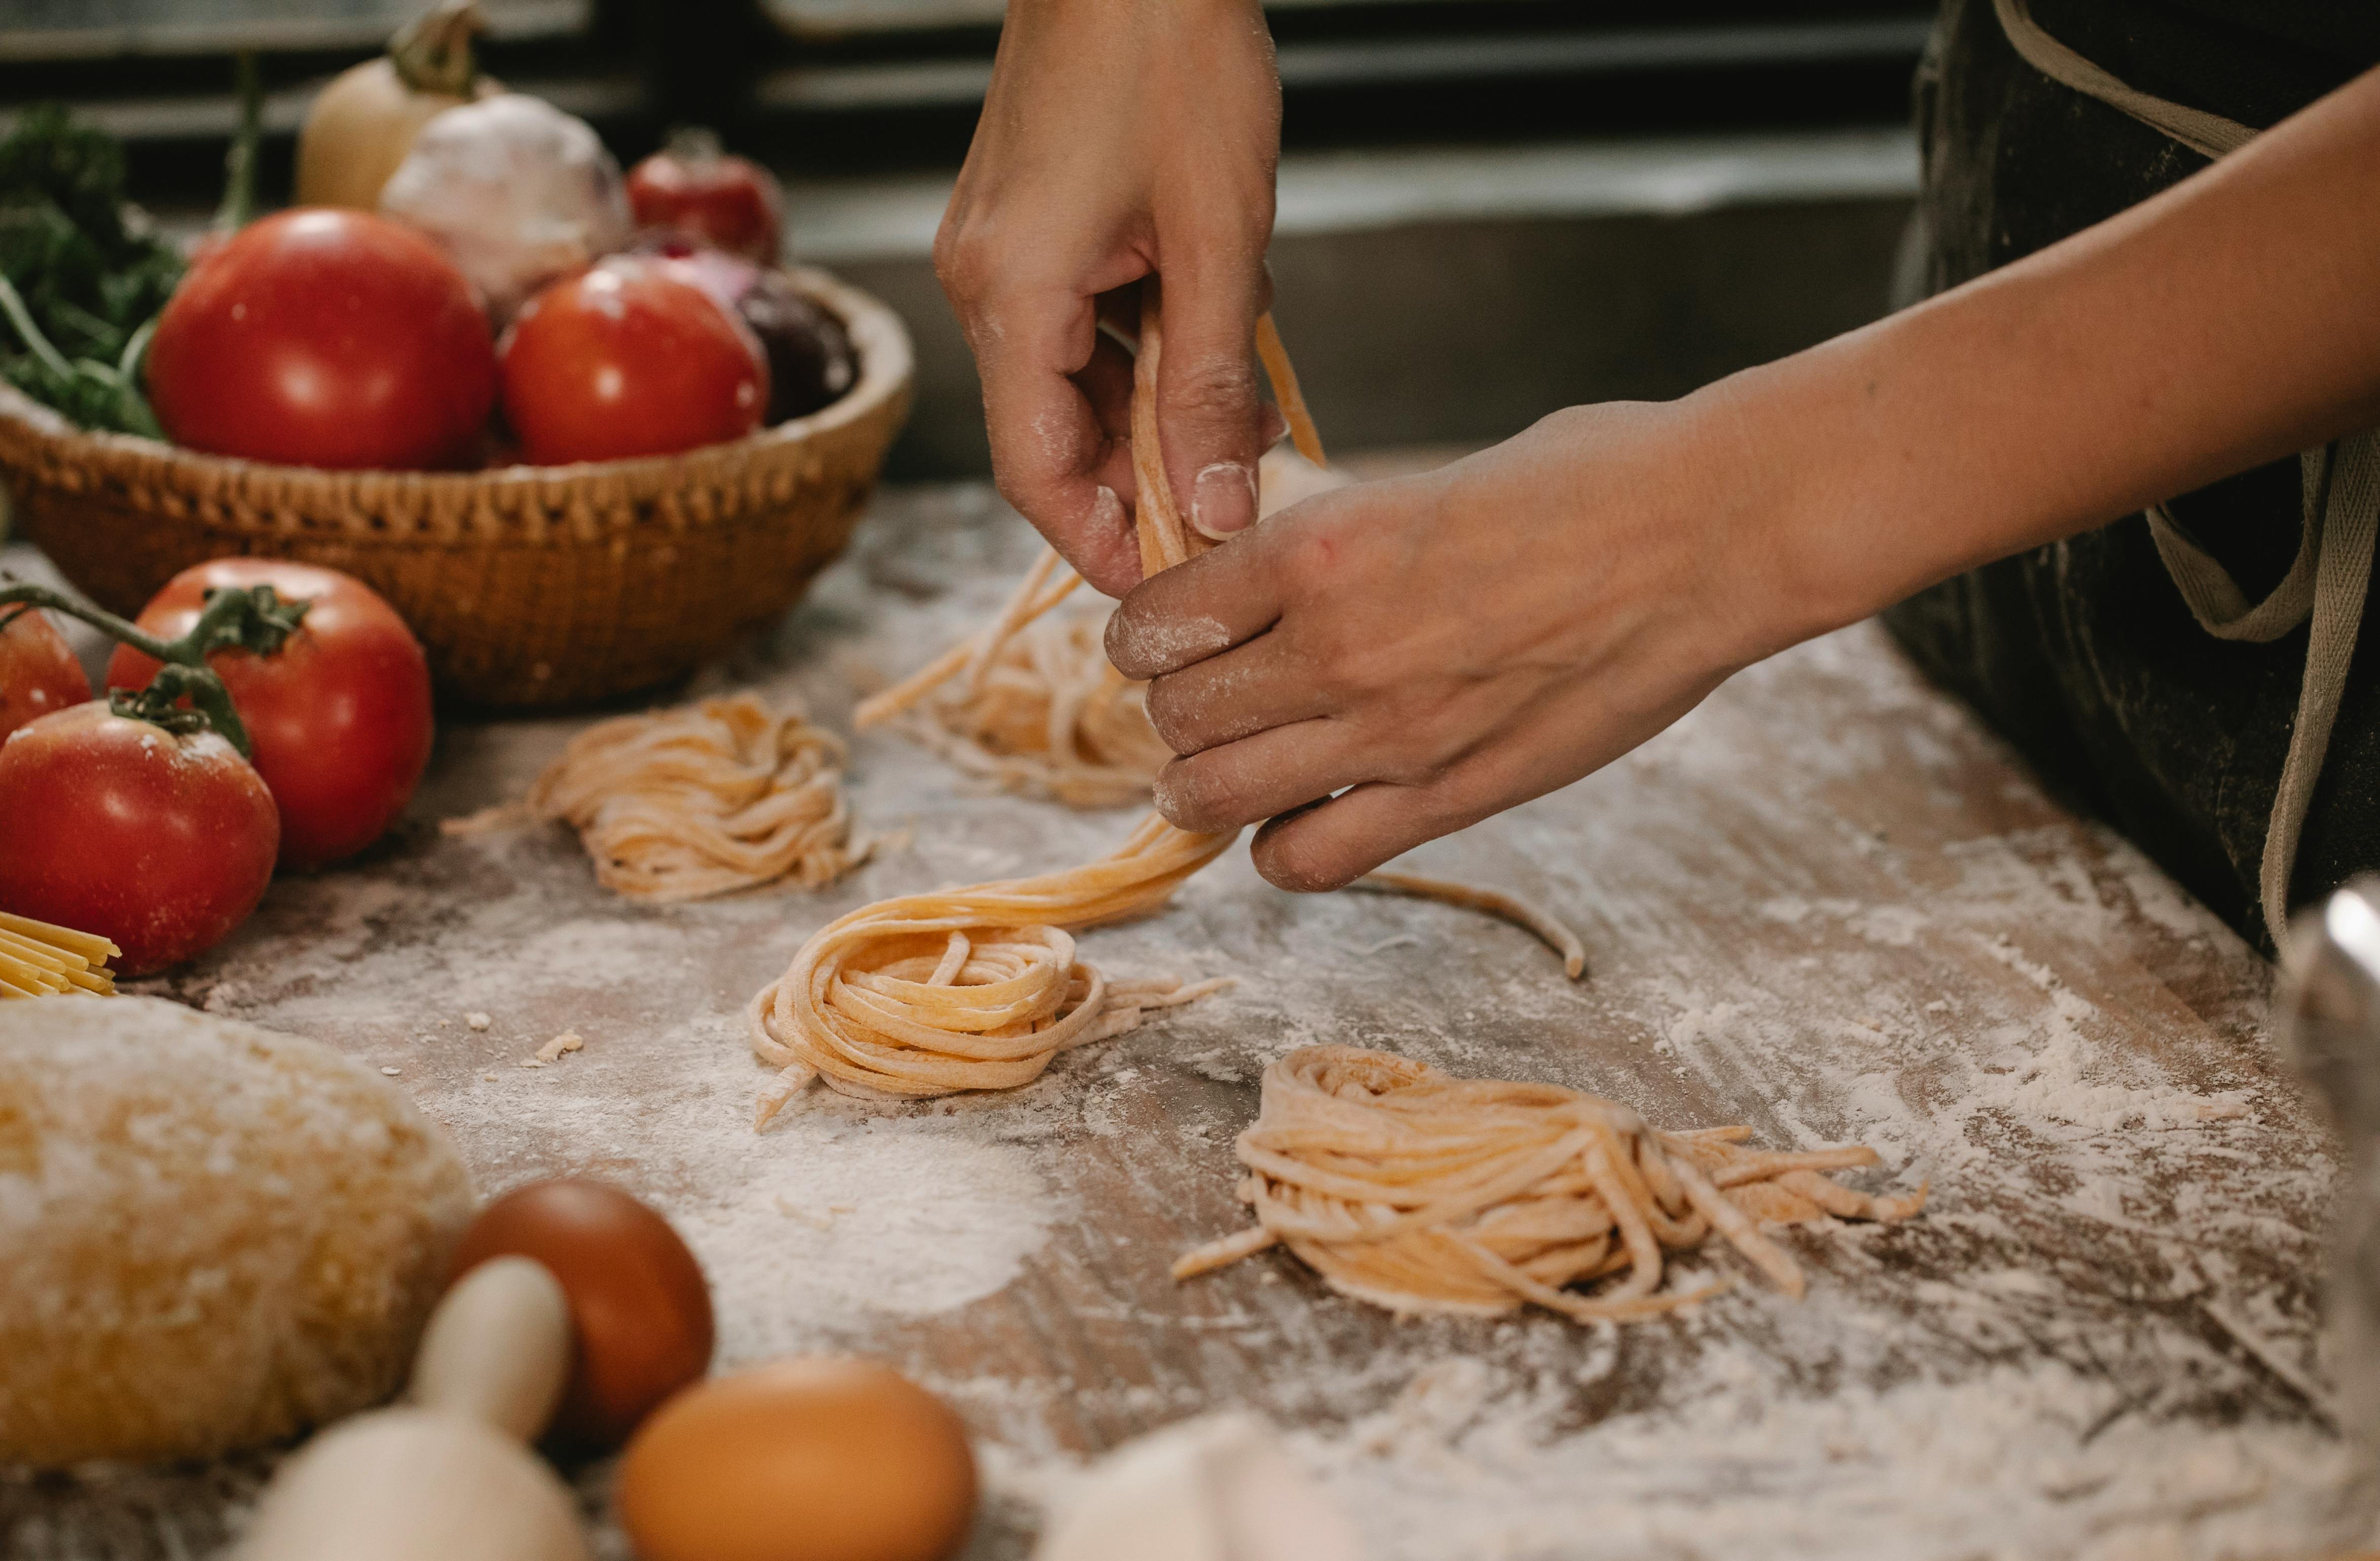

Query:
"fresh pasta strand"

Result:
[[1354, 870, 1587, 980], [0, 910, 118, 999], [747, 814, 1237, 1122], [854, 550, 1172, 809], [1173, 1045, 1928, 1322], [450, 693, 867, 903]]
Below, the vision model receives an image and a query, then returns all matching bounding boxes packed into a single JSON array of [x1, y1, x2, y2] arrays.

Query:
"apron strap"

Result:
[[2144, 452, 2322, 642], [2266, 434, 2380, 936], [1991, 0, 2255, 157], [1993, 0, 2374, 945]]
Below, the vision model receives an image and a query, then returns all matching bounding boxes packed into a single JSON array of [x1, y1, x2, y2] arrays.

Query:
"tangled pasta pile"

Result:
[[748, 813, 1235, 1121], [855, 550, 1173, 808], [456, 693, 866, 903], [1174, 1046, 1927, 1321]]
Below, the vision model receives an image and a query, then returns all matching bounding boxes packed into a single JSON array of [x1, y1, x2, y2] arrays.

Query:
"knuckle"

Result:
[[933, 245, 977, 307], [932, 220, 992, 299], [1141, 675, 1199, 752], [1104, 597, 1165, 681], [1279, 521, 1348, 596], [1151, 759, 1231, 831], [988, 464, 1043, 516], [1103, 604, 1140, 675], [1104, 606, 1152, 680], [1161, 354, 1259, 425]]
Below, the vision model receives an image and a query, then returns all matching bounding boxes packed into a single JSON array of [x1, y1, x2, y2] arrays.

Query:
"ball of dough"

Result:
[[0, 997, 475, 1466]]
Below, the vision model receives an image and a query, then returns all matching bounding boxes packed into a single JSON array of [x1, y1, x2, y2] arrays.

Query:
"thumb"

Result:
[[1152, 260, 1270, 541]]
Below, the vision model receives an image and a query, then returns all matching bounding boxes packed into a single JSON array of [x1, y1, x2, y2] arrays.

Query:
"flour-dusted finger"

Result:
[[1152, 717, 1370, 836], [1106, 523, 1285, 679], [1142, 628, 1332, 755], [972, 286, 1144, 595]]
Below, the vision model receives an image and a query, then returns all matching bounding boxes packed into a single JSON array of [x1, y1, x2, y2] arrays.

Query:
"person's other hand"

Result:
[[1106, 400, 1810, 889], [935, 0, 1281, 595]]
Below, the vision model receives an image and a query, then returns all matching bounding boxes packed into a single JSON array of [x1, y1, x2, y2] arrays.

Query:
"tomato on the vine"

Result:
[[147, 208, 498, 470], [108, 560, 434, 871], [0, 703, 279, 975], [0, 606, 90, 744], [499, 259, 767, 465]]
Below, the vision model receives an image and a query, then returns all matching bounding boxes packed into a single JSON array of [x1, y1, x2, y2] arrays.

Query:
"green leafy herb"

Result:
[[0, 104, 182, 434]]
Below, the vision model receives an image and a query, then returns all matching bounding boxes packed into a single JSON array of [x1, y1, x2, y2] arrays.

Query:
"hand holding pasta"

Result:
[[747, 302, 1589, 1125]]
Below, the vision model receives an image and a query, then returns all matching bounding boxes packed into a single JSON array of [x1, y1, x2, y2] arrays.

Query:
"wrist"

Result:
[[1678, 314, 2013, 664], [1646, 370, 1872, 674]]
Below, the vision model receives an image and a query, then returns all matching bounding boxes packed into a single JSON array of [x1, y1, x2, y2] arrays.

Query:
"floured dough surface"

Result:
[[0, 997, 474, 1466]]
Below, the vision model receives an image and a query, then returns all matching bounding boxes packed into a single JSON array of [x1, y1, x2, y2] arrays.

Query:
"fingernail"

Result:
[[1191, 462, 1258, 539]]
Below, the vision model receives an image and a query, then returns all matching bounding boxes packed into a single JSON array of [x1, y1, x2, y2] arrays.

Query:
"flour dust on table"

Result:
[[3, 479, 2364, 1561]]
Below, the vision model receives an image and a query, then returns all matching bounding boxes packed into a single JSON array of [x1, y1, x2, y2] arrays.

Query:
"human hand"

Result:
[[1106, 399, 1814, 890], [935, 0, 1281, 595]]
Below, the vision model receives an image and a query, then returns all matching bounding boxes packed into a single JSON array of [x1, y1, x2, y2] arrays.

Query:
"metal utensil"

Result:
[[2281, 876, 2380, 1447]]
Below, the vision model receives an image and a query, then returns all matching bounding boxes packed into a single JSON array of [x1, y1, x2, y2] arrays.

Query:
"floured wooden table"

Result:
[[4, 469, 2373, 1560]]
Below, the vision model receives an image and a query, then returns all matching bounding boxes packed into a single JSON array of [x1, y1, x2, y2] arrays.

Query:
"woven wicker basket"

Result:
[[0, 267, 911, 708]]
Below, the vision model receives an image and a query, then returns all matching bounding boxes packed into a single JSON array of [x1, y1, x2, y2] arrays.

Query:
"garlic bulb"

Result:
[[1034, 1414, 1364, 1561], [379, 94, 632, 323]]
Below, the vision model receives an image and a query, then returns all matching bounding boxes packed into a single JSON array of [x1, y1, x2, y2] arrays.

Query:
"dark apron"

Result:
[[1884, 0, 2380, 953]]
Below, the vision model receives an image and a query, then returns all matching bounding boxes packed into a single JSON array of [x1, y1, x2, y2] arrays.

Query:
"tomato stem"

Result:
[[0, 575, 313, 759]]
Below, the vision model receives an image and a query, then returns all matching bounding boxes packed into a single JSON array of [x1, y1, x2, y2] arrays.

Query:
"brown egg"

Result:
[[449, 1178, 713, 1447], [615, 1357, 977, 1561]]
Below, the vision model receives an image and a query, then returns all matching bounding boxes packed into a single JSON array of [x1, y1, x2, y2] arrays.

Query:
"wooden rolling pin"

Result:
[[240, 1257, 589, 1561]]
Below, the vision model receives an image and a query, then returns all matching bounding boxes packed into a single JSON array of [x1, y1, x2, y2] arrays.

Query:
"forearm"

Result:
[[1712, 64, 2380, 655]]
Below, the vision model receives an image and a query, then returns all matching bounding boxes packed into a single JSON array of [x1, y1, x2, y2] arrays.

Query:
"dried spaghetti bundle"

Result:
[[507, 693, 865, 903], [856, 551, 1173, 809], [1174, 1045, 1926, 1321], [748, 813, 1235, 1121], [0, 911, 117, 999]]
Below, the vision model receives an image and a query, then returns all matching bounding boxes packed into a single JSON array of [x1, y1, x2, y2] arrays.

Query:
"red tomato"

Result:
[[500, 260, 768, 465], [0, 606, 91, 744], [626, 136, 783, 264], [108, 560, 434, 872], [147, 208, 498, 470], [0, 703, 278, 975]]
